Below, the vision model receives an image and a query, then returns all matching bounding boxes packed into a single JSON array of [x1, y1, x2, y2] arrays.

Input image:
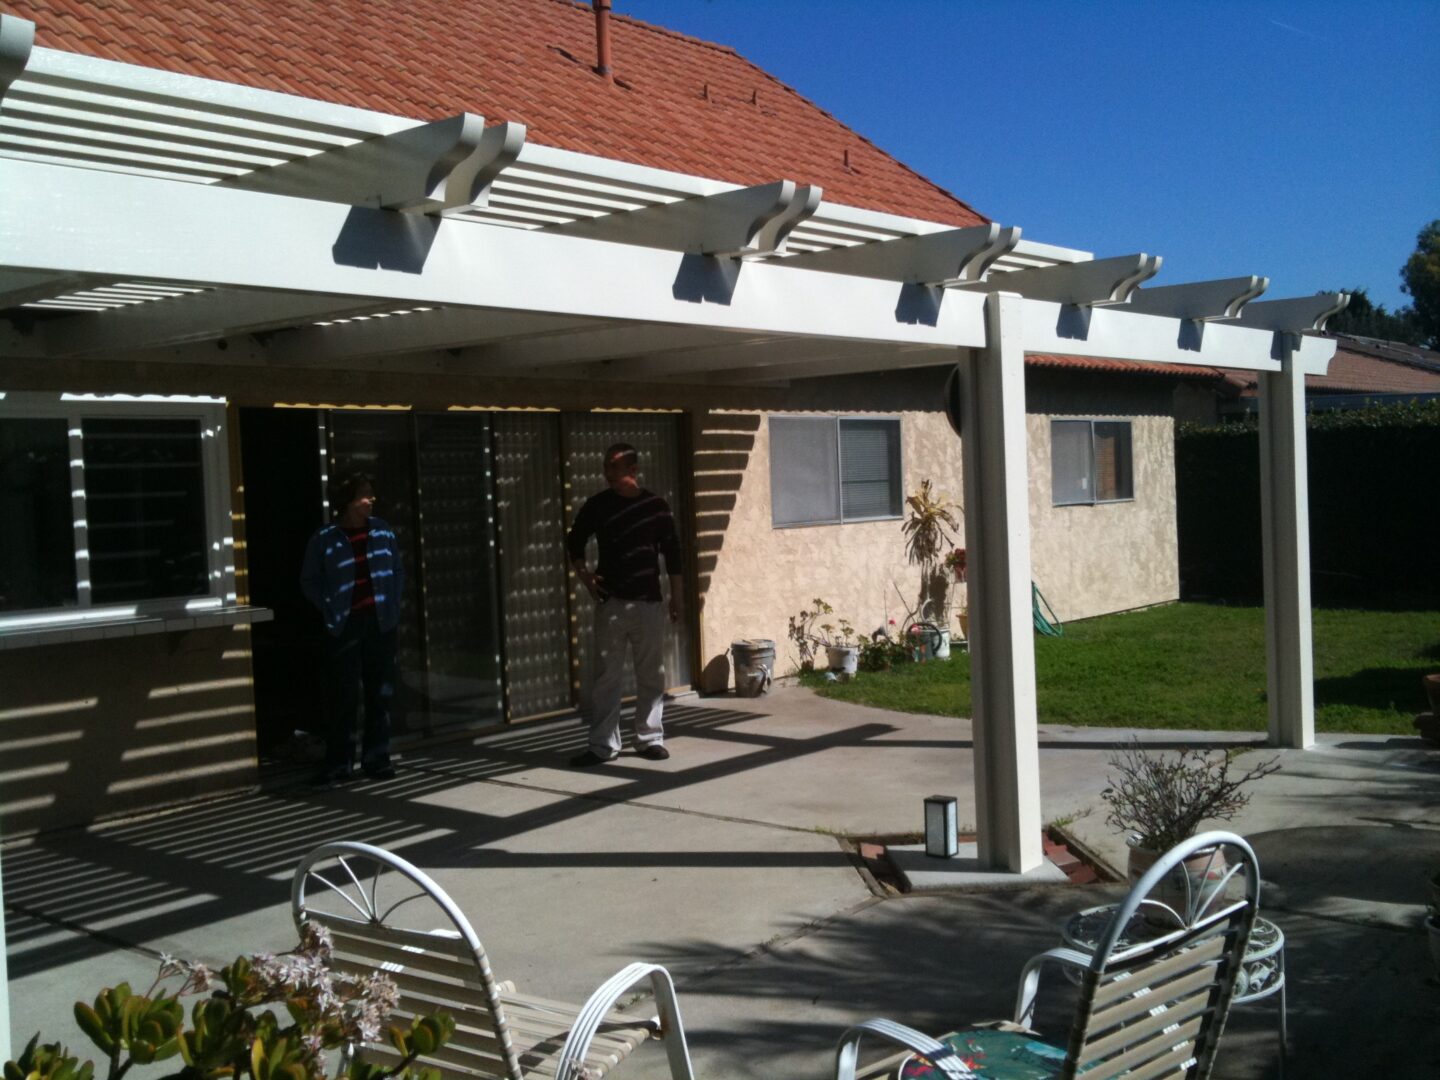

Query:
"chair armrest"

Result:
[[554, 961, 694, 1080], [834, 1018, 975, 1080], [1013, 947, 1093, 1028]]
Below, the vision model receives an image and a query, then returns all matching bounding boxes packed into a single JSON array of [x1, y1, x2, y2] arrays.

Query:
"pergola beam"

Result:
[[0, 157, 991, 348], [1219, 292, 1349, 333], [223, 115, 527, 214], [1123, 275, 1269, 320], [962, 253, 1162, 306], [545, 179, 822, 258], [781, 223, 1022, 285]]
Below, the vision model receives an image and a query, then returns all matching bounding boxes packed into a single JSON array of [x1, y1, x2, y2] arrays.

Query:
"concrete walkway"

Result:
[[6, 684, 1438, 1078]]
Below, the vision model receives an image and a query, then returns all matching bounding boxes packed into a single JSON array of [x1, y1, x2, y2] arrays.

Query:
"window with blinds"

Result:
[[1051, 419, 1134, 506], [82, 418, 209, 603], [770, 416, 902, 527]]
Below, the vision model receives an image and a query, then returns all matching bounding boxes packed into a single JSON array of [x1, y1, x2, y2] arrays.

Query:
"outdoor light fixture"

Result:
[[924, 794, 958, 858]]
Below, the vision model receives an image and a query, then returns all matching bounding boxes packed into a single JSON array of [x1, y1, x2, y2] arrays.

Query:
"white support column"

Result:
[[1258, 333, 1316, 748], [960, 291, 1043, 872]]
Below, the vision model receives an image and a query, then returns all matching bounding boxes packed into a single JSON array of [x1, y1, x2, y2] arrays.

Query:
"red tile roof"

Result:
[[1026, 353, 1222, 380], [2, 0, 986, 227], [1227, 345, 1440, 397]]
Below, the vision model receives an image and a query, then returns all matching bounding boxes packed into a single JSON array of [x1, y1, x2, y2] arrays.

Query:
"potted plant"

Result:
[[902, 480, 960, 660], [1101, 740, 1280, 921], [944, 547, 969, 641], [817, 616, 860, 676], [786, 599, 859, 675]]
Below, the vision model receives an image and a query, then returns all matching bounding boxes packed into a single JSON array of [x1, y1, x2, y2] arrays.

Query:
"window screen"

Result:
[[0, 418, 77, 612], [770, 416, 901, 527], [1093, 422, 1134, 501], [839, 419, 901, 520], [1051, 419, 1133, 506], [770, 417, 840, 526], [82, 417, 209, 603]]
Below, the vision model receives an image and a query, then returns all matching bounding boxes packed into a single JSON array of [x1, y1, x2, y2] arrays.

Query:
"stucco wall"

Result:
[[694, 370, 965, 685], [695, 367, 1182, 684], [0, 626, 258, 837], [1026, 371, 1178, 624]]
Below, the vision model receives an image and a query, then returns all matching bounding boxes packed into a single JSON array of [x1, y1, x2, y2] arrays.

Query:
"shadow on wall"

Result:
[[0, 626, 259, 838], [691, 410, 760, 692]]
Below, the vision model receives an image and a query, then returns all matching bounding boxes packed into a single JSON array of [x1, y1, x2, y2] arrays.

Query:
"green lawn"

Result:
[[803, 603, 1439, 733]]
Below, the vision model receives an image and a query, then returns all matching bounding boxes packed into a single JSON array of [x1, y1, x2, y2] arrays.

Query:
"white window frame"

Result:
[[769, 414, 904, 528], [1050, 417, 1135, 507], [0, 391, 237, 634]]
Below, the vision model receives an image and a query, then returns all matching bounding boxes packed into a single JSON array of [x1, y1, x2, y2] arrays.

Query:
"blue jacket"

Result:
[[300, 517, 404, 636]]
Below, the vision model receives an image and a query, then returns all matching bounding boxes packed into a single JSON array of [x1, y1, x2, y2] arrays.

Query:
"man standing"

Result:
[[300, 472, 403, 784], [566, 443, 683, 766]]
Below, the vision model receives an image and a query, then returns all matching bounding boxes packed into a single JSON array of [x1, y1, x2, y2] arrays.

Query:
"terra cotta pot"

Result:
[[1127, 839, 1229, 924]]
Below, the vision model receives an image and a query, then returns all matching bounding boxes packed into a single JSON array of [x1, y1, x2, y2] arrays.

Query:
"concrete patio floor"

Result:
[[6, 684, 1438, 1078]]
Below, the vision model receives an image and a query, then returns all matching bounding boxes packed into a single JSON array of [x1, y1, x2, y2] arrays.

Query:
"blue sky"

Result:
[[620, 1, 1439, 312]]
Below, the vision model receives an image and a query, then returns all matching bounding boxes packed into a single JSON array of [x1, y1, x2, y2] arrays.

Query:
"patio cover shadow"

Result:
[[3, 703, 897, 978]]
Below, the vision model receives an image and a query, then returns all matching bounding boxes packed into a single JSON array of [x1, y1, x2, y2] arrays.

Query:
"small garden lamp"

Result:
[[924, 794, 958, 858]]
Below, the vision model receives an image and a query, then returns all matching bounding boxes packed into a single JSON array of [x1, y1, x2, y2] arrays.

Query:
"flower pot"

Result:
[[955, 612, 969, 641], [826, 645, 859, 676], [933, 628, 951, 660], [1127, 839, 1229, 925]]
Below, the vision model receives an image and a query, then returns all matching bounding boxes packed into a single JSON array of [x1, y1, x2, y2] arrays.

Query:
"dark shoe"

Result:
[[312, 767, 353, 787], [569, 749, 617, 768], [363, 765, 397, 780], [638, 744, 670, 761]]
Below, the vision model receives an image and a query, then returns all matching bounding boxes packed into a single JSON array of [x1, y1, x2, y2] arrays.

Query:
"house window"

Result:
[[0, 394, 233, 631], [769, 416, 902, 526], [1051, 419, 1134, 505]]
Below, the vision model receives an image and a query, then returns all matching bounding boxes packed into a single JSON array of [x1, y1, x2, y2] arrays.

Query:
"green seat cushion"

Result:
[[898, 1028, 1078, 1079]]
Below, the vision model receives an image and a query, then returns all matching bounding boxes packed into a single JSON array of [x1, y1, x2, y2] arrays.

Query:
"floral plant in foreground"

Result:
[[5, 921, 454, 1080]]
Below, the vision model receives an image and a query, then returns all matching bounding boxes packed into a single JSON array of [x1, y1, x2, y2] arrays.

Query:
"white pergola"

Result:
[[0, 12, 1344, 884]]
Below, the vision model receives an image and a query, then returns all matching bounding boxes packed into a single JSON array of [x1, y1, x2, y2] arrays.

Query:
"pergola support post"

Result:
[[960, 291, 1043, 872], [1258, 332, 1316, 748]]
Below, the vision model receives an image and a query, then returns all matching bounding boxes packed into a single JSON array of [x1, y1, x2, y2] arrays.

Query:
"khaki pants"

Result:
[[589, 598, 666, 756]]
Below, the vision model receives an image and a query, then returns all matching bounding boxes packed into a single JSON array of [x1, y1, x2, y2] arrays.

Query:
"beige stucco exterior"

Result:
[[1026, 370, 1180, 625], [0, 625, 258, 837], [693, 366, 1183, 681]]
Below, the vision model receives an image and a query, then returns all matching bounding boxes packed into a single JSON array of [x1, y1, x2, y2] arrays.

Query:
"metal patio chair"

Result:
[[292, 841, 695, 1080], [834, 831, 1262, 1080]]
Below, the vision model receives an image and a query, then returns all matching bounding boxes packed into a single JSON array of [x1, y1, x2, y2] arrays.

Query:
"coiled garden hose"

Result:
[[1033, 582, 1063, 637]]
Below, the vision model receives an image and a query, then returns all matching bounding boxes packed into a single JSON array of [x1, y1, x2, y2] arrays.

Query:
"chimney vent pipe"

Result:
[[592, 0, 613, 80]]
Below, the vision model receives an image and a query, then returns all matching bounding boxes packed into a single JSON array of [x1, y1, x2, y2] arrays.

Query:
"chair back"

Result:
[[292, 841, 525, 1080], [1064, 831, 1260, 1080]]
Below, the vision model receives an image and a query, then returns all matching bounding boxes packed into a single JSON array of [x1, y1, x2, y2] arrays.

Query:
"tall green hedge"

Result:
[[1176, 400, 1440, 608]]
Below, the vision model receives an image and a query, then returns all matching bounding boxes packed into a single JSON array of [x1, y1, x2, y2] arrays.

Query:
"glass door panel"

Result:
[[413, 413, 503, 729]]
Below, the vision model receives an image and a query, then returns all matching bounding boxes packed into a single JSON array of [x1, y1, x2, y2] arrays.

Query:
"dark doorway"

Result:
[[238, 406, 326, 761]]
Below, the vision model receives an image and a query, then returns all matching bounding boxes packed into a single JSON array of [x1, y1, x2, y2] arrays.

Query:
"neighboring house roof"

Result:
[[1223, 338, 1440, 397], [1027, 354, 1221, 380], [2, 0, 985, 227]]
